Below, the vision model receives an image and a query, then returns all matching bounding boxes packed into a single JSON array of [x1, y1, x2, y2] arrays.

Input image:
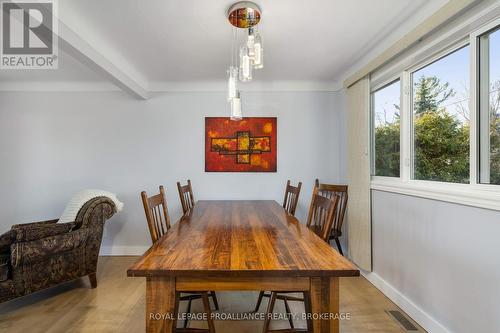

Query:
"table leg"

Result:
[[310, 277, 339, 333], [146, 276, 176, 333]]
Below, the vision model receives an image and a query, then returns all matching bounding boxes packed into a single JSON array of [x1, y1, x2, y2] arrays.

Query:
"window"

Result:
[[479, 27, 500, 184], [372, 80, 401, 177], [411, 46, 470, 184]]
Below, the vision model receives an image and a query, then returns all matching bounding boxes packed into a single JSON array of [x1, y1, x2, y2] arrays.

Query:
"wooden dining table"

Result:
[[127, 200, 359, 333]]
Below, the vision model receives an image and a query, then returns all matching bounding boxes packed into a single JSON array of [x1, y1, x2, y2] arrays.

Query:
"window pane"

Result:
[[479, 27, 500, 184], [372, 80, 400, 177], [412, 46, 470, 183]]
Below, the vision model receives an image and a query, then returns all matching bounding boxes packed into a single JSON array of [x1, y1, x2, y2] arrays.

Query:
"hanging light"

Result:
[[247, 28, 255, 59], [253, 29, 263, 69], [230, 93, 242, 121], [226, 1, 263, 120], [227, 66, 238, 101], [239, 45, 252, 82]]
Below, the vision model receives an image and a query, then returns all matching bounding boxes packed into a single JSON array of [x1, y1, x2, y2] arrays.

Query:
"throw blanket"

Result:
[[58, 190, 124, 223]]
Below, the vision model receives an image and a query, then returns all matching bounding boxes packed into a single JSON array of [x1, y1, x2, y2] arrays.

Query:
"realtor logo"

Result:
[[1, 0, 58, 69]]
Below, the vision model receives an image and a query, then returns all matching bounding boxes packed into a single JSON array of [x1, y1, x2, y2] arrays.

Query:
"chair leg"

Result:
[[184, 298, 193, 328], [173, 292, 180, 329], [334, 237, 344, 256], [261, 292, 277, 333], [88, 273, 97, 288], [254, 290, 265, 312], [210, 291, 219, 310], [283, 296, 294, 329], [202, 292, 216, 333], [303, 291, 313, 333]]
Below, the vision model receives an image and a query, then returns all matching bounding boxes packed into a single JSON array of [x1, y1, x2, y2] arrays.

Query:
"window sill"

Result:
[[371, 178, 500, 212]]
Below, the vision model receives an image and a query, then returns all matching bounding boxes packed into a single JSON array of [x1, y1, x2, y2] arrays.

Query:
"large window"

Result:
[[368, 14, 500, 211], [479, 27, 500, 184], [372, 80, 401, 177], [411, 46, 470, 184]]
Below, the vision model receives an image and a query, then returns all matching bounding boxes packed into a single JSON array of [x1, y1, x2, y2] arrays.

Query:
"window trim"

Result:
[[369, 8, 500, 212]]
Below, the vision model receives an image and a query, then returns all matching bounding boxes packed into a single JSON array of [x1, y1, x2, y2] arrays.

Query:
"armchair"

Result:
[[0, 196, 117, 303]]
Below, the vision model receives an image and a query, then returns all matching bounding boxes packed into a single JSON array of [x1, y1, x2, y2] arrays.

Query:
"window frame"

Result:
[[370, 76, 403, 180], [408, 40, 471, 184], [473, 21, 500, 185], [369, 10, 500, 212]]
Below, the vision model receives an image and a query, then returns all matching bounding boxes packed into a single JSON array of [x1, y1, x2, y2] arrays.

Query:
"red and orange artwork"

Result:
[[205, 117, 277, 172]]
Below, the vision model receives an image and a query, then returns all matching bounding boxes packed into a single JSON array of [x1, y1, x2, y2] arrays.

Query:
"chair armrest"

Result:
[[11, 219, 59, 230], [13, 222, 75, 243], [10, 228, 89, 268]]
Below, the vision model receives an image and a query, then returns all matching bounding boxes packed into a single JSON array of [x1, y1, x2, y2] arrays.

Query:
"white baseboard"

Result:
[[361, 271, 451, 333], [99, 245, 150, 256]]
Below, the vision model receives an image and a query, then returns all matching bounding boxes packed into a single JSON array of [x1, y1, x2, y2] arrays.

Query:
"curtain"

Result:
[[346, 76, 372, 271]]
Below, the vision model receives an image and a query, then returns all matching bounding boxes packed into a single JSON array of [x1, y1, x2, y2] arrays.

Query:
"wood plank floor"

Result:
[[0, 256, 424, 333]]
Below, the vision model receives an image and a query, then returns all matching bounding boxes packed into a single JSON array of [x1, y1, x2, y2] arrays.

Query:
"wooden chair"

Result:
[[314, 179, 348, 255], [177, 180, 195, 215], [282, 180, 302, 216], [258, 187, 340, 333], [141, 185, 171, 243], [141, 186, 218, 332]]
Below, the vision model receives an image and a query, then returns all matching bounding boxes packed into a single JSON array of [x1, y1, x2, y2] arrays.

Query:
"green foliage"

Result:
[[413, 111, 469, 183], [414, 76, 455, 114], [374, 122, 400, 177], [375, 75, 469, 183]]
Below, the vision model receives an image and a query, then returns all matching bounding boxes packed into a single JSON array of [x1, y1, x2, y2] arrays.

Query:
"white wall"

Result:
[[370, 190, 500, 333], [0, 90, 346, 254]]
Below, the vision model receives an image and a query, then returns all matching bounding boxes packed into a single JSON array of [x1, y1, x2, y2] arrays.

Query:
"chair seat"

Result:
[[330, 229, 342, 238]]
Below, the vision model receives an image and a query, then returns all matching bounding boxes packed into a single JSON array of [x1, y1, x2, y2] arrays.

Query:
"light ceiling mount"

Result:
[[227, 1, 262, 29]]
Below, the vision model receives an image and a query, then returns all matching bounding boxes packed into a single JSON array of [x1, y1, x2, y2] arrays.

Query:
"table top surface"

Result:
[[127, 200, 359, 278]]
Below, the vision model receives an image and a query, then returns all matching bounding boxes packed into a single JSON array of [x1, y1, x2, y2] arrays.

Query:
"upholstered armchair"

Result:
[[0, 197, 117, 303]]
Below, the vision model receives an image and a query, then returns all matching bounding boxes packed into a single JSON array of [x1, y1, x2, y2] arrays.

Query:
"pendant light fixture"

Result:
[[226, 1, 263, 120]]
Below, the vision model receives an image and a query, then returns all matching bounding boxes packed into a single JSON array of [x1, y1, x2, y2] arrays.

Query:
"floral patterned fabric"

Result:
[[0, 197, 117, 302]]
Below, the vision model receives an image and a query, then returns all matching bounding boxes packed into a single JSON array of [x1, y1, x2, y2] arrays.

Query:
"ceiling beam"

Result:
[[56, 20, 148, 99]]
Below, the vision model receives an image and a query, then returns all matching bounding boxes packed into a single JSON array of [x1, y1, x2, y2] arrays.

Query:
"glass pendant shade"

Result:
[[247, 30, 255, 59], [230, 95, 242, 121], [227, 66, 238, 101], [253, 32, 263, 69], [239, 46, 253, 82]]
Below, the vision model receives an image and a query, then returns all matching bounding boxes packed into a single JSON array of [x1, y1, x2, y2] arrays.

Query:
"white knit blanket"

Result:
[[58, 189, 124, 223]]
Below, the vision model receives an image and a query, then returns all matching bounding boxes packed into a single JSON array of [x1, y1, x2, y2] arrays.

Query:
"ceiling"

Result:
[[0, 0, 449, 91]]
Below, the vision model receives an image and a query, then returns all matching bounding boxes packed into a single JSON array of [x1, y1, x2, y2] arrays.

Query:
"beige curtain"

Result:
[[346, 76, 372, 271]]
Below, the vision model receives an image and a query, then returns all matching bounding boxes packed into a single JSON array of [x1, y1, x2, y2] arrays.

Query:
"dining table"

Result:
[[127, 200, 359, 333]]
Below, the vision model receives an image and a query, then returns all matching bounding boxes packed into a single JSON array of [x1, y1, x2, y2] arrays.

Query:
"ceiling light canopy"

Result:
[[226, 1, 263, 121], [227, 1, 262, 28]]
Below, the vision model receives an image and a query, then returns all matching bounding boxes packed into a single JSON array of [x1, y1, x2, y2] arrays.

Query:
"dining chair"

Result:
[[282, 180, 302, 216], [177, 179, 195, 215], [314, 179, 348, 255], [141, 185, 171, 243], [258, 186, 340, 333], [141, 186, 218, 332]]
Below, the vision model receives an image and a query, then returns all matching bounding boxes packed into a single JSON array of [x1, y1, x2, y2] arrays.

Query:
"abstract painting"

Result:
[[205, 117, 277, 172]]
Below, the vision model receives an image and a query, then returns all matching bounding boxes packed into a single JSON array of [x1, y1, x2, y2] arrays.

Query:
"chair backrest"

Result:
[[141, 186, 171, 244], [177, 180, 195, 215], [306, 186, 339, 242], [314, 179, 348, 235], [282, 180, 302, 216]]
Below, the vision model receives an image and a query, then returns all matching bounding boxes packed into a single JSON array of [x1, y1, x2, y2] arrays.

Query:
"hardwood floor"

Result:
[[0, 256, 424, 333]]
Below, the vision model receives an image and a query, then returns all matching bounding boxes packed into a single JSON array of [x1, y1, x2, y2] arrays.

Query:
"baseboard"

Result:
[[99, 245, 150, 256], [361, 271, 451, 333]]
